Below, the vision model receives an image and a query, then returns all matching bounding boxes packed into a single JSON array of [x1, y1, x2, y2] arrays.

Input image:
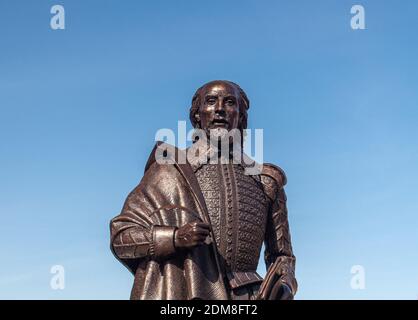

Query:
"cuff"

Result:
[[273, 256, 298, 296], [149, 226, 177, 259]]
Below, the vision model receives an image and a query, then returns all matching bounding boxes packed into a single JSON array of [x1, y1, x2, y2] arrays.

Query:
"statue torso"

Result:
[[194, 162, 270, 287]]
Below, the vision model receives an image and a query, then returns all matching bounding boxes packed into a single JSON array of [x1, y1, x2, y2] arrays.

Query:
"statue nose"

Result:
[[214, 101, 224, 113]]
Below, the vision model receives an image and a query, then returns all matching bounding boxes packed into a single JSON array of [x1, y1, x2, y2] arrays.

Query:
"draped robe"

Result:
[[110, 142, 297, 300]]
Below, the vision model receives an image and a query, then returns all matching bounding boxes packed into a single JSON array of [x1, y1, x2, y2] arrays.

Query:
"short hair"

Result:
[[189, 80, 250, 131]]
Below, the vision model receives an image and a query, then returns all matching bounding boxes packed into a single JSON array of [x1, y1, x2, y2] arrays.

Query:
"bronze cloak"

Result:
[[110, 142, 228, 299]]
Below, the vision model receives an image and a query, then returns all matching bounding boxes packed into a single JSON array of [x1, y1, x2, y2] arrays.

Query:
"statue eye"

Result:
[[207, 98, 216, 105], [226, 99, 235, 106]]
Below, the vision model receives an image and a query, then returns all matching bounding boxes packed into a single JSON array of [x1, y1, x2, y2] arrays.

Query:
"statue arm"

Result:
[[110, 163, 208, 265], [110, 153, 210, 271], [260, 164, 297, 299], [110, 177, 178, 267], [263, 186, 298, 297], [111, 221, 177, 261]]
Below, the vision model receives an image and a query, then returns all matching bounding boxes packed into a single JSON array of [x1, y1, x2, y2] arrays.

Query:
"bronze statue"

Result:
[[110, 80, 297, 300]]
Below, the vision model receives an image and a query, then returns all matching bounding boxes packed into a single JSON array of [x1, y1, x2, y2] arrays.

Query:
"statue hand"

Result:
[[257, 271, 294, 300], [268, 281, 294, 300], [174, 222, 211, 249]]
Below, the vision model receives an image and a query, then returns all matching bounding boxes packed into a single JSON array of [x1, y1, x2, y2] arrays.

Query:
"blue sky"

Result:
[[0, 0, 417, 299]]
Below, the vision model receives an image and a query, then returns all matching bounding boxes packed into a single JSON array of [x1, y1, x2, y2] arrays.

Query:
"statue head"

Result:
[[189, 80, 250, 136]]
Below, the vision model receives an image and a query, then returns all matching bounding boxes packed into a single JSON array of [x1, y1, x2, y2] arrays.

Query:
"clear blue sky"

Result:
[[0, 0, 417, 299]]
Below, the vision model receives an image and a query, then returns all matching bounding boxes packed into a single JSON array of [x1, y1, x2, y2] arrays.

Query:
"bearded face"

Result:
[[194, 81, 241, 137]]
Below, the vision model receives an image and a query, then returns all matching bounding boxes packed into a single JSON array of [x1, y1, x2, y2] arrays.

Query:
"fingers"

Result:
[[190, 229, 209, 246], [188, 222, 210, 237], [191, 233, 209, 244], [191, 222, 210, 233], [193, 227, 210, 236], [176, 221, 211, 248], [268, 281, 293, 300], [268, 280, 283, 300], [190, 222, 211, 230]]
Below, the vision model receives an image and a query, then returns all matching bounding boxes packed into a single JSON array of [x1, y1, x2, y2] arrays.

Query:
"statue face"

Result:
[[196, 82, 241, 135]]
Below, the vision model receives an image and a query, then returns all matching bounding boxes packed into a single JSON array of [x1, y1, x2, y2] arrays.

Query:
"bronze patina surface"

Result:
[[110, 81, 297, 300]]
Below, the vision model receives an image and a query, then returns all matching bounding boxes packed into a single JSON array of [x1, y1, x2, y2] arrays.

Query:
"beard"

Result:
[[206, 127, 242, 159]]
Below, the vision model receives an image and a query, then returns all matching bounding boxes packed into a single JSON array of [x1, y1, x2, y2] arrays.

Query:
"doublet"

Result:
[[194, 160, 270, 288]]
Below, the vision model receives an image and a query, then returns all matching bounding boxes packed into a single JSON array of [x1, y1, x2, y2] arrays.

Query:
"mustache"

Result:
[[211, 117, 229, 125]]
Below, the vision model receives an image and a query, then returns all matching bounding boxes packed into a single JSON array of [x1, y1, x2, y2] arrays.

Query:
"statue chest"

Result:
[[195, 163, 270, 272]]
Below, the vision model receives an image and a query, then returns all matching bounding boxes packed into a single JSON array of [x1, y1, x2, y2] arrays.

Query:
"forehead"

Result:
[[201, 82, 239, 97]]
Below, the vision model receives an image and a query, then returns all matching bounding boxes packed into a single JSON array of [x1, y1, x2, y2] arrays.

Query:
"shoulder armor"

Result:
[[261, 163, 287, 188]]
